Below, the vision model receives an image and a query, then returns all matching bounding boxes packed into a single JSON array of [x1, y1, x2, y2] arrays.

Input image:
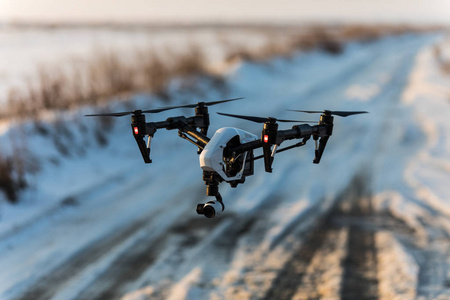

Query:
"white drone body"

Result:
[[199, 127, 258, 182]]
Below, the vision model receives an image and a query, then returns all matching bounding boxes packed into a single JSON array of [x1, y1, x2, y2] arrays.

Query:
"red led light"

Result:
[[133, 126, 139, 135], [263, 134, 269, 143]]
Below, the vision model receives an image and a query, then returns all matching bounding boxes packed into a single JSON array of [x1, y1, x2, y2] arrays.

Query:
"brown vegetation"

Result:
[[0, 43, 225, 122], [136, 49, 171, 100], [224, 24, 433, 64]]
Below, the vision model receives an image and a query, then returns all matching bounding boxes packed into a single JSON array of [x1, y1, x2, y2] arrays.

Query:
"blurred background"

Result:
[[1, 0, 450, 23], [0, 1, 450, 300]]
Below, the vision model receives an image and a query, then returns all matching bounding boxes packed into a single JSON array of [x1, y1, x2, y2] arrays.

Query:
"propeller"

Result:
[[288, 109, 368, 117], [85, 97, 244, 117], [217, 112, 315, 123]]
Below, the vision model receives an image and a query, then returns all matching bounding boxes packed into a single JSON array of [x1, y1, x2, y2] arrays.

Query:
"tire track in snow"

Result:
[[339, 177, 379, 300], [414, 216, 450, 298], [13, 208, 165, 300], [77, 215, 235, 300], [120, 193, 288, 300], [263, 174, 381, 300], [12, 186, 204, 300], [261, 172, 430, 300], [69, 188, 282, 299], [10, 145, 300, 300], [290, 228, 349, 299]]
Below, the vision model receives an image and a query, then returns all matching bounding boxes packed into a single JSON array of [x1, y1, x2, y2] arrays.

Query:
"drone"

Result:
[[86, 98, 367, 218]]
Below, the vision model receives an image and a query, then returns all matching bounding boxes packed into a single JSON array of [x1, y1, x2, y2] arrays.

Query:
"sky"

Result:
[[0, 0, 450, 24]]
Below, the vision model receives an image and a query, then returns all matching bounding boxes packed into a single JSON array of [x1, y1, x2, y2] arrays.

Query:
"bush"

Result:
[[0, 153, 26, 203]]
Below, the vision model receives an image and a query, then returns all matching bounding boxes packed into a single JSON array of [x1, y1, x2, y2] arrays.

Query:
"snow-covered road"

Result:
[[1, 32, 450, 299]]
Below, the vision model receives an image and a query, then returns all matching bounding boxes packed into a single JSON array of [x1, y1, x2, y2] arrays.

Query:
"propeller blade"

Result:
[[85, 97, 244, 117], [288, 109, 368, 117], [140, 107, 185, 114], [217, 112, 314, 123], [277, 118, 315, 123], [152, 97, 244, 110], [289, 110, 323, 114], [205, 97, 244, 106], [217, 112, 268, 123], [85, 111, 134, 117], [327, 110, 368, 117]]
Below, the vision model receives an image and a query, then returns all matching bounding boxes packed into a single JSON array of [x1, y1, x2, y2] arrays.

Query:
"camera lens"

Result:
[[203, 205, 215, 218]]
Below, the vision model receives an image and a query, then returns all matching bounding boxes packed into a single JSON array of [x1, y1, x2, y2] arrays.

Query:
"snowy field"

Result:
[[1, 27, 450, 299]]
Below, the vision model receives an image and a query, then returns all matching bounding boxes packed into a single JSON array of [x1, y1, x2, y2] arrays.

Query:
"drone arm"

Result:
[[145, 117, 210, 148], [179, 122, 210, 148], [228, 124, 321, 154], [228, 140, 264, 156], [133, 116, 210, 163], [242, 124, 331, 165], [252, 138, 308, 161], [291, 124, 332, 164], [277, 124, 323, 141]]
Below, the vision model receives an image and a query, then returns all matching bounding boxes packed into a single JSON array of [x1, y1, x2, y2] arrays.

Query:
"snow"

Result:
[[0, 27, 450, 299]]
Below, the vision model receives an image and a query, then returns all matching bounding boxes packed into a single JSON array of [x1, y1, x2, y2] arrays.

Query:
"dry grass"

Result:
[[0, 43, 226, 122], [287, 26, 343, 55], [172, 44, 207, 76], [88, 50, 136, 98], [136, 49, 171, 100], [223, 24, 432, 65]]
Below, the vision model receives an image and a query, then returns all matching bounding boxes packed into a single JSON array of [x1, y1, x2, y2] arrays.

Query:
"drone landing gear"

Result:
[[196, 171, 225, 218]]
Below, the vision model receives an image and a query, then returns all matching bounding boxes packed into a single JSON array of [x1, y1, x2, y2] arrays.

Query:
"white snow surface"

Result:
[[0, 30, 450, 299]]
